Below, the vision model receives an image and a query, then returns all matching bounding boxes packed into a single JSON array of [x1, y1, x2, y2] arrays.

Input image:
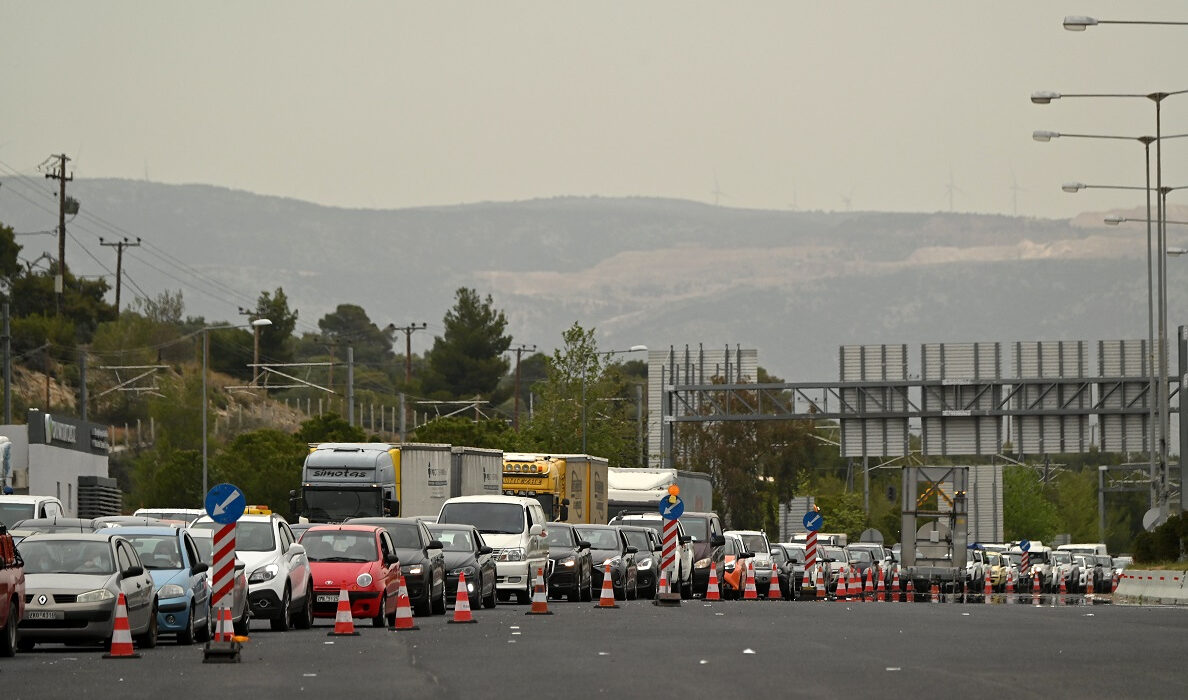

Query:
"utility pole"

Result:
[[99, 237, 141, 318], [44, 154, 73, 312], [389, 323, 428, 384], [2, 303, 10, 423], [511, 344, 536, 430]]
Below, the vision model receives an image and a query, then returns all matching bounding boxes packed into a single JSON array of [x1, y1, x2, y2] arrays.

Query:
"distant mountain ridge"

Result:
[[1, 177, 1177, 382]]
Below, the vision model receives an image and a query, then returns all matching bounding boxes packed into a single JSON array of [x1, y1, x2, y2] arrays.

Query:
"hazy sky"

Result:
[[4, 1, 1187, 219]]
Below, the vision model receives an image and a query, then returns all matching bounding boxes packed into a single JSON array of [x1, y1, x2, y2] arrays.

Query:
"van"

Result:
[[1057, 543, 1109, 557], [0, 495, 65, 528], [437, 495, 549, 604]]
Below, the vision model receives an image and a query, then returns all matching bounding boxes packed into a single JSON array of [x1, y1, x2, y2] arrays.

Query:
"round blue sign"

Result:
[[802, 511, 823, 532], [1019, 539, 1031, 552], [205, 483, 246, 524], [658, 496, 684, 520]]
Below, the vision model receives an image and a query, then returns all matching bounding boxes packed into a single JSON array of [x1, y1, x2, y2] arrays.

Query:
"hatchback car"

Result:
[[617, 525, 662, 599], [427, 523, 498, 609], [540, 523, 593, 603], [346, 517, 447, 617], [17, 533, 158, 651], [575, 525, 638, 600], [772, 543, 807, 599], [187, 528, 250, 634], [115, 526, 212, 644], [726, 530, 773, 594], [301, 524, 401, 627]]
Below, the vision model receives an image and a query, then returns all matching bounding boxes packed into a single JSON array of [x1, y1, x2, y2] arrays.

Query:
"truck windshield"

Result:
[[438, 502, 525, 535], [0, 503, 34, 527], [303, 488, 382, 522]]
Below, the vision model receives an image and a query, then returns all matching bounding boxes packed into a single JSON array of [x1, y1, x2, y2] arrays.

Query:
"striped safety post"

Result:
[[660, 517, 678, 597], [211, 522, 236, 613]]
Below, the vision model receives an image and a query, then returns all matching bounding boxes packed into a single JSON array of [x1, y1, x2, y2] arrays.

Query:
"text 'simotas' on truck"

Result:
[[292, 443, 503, 523]]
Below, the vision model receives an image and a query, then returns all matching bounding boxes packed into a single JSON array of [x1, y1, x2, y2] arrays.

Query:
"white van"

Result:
[[1057, 543, 1109, 557], [437, 495, 550, 604], [0, 494, 65, 527]]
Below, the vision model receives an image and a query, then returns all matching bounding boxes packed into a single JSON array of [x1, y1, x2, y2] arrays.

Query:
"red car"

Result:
[[300, 525, 402, 628]]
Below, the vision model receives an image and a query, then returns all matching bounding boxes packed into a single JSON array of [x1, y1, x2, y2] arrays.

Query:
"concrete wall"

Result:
[[1114, 570, 1188, 604]]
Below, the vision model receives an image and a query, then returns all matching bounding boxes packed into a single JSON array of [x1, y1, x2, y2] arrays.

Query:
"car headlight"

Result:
[[603, 556, 620, 567], [406, 565, 424, 576], [496, 548, 525, 562], [450, 566, 477, 576], [76, 588, 115, 604], [560, 557, 576, 568], [637, 559, 652, 570], [248, 563, 279, 583], [695, 558, 710, 569], [159, 584, 186, 599], [357, 573, 373, 587]]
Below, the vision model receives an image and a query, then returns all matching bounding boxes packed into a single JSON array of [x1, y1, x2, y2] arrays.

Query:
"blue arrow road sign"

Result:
[[803, 511, 823, 532], [205, 483, 246, 524], [658, 496, 685, 520], [1020, 539, 1031, 552]]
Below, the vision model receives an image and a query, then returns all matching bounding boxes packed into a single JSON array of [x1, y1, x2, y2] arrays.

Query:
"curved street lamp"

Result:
[[1063, 16, 1188, 31]]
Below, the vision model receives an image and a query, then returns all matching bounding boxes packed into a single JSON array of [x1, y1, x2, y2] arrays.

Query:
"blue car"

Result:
[[110, 526, 212, 644]]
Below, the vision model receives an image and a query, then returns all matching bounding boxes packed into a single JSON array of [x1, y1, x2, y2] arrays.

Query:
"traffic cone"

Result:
[[526, 567, 553, 615], [767, 564, 783, 600], [596, 561, 619, 608], [213, 605, 231, 642], [658, 569, 669, 595], [905, 576, 915, 602], [1032, 570, 1041, 603], [706, 561, 720, 601], [876, 567, 886, 602], [1111, 572, 1118, 594], [742, 559, 758, 600], [391, 574, 419, 631], [815, 565, 826, 600], [848, 567, 860, 600], [863, 567, 874, 601], [1086, 569, 1095, 596], [450, 572, 478, 623], [1005, 569, 1015, 604], [1058, 570, 1068, 595], [930, 580, 940, 603], [891, 567, 901, 602], [984, 570, 993, 604], [104, 592, 140, 659], [328, 588, 359, 636]]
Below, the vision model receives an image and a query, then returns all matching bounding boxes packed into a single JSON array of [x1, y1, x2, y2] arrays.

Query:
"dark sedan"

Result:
[[772, 543, 806, 599], [616, 525, 662, 599], [346, 517, 447, 616], [427, 523, 497, 609], [544, 523, 593, 602], [575, 525, 638, 600]]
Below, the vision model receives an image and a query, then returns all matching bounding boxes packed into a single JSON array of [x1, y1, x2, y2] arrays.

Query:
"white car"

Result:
[[191, 512, 313, 631], [187, 528, 251, 634], [607, 513, 694, 598]]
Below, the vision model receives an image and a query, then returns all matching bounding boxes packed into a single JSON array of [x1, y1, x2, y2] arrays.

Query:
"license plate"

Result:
[[316, 594, 339, 603], [26, 610, 63, 620]]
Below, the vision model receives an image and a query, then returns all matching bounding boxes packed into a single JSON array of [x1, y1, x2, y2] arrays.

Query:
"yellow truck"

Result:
[[501, 453, 608, 524]]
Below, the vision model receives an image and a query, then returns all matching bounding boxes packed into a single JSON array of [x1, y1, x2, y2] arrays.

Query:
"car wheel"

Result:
[[136, 602, 159, 649], [177, 604, 197, 645], [196, 606, 211, 643], [482, 576, 497, 609], [516, 576, 531, 605], [1, 600, 17, 657], [234, 605, 250, 636], [17, 637, 35, 653], [271, 587, 292, 631], [581, 573, 593, 602], [432, 577, 447, 615], [628, 574, 638, 600], [294, 582, 314, 629], [497, 591, 511, 604], [373, 591, 388, 628]]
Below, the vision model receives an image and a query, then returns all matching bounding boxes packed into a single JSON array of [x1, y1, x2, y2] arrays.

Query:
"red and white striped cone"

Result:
[[328, 588, 359, 636], [658, 569, 669, 595], [214, 605, 232, 642], [1111, 572, 1119, 594], [905, 576, 915, 602], [801, 566, 813, 600], [450, 572, 478, 623], [890, 566, 900, 602], [983, 570, 993, 604], [876, 566, 886, 602], [1058, 569, 1068, 596], [526, 567, 553, 615], [767, 564, 783, 600], [930, 580, 940, 603], [706, 561, 721, 601], [815, 565, 826, 600], [1086, 570, 1095, 597], [104, 592, 140, 659], [848, 567, 860, 600], [391, 574, 419, 631], [742, 560, 758, 600], [1032, 570, 1041, 604], [863, 567, 874, 601], [1005, 569, 1015, 604], [597, 561, 619, 608]]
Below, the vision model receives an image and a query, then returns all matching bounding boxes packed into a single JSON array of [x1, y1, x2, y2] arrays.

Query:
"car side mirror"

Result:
[[653, 544, 662, 552], [578, 541, 591, 550], [426, 540, 444, 550], [479, 545, 493, 555], [679, 535, 692, 544], [288, 543, 305, 556], [558, 504, 569, 521], [383, 498, 399, 517], [711, 535, 726, 547], [529, 524, 545, 538], [625, 546, 638, 555], [124, 565, 144, 577], [191, 562, 209, 575], [384, 553, 400, 565], [740, 552, 755, 559]]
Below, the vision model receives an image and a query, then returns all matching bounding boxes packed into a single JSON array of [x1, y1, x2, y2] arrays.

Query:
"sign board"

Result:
[[205, 483, 246, 525], [802, 511, 823, 532], [1019, 539, 1031, 552], [658, 495, 684, 520], [859, 528, 884, 545]]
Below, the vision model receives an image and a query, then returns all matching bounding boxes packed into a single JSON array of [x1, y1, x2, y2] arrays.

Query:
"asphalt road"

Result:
[[3, 596, 1185, 699]]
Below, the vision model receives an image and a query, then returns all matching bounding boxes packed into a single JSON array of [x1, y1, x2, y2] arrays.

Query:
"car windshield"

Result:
[[430, 528, 475, 552], [1052, 551, 1071, 564], [848, 549, 873, 563], [738, 534, 768, 554], [987, 552, 1002, 566], [576, 527, 621, 551], [301, 530, 378, 562], [122, 534, 183, 570], [681, 517, 709, 541], [545, 527, 575, 547], [610, 517, 663, 536], [1003, 552, 1022, 566], [0, 503, 34, 527], [303, 489, 383, 522], [191, 520, 276, 552], [437, 502, 525, 535], [19, 539, 115, 574], [782, 547, 805, 564], [823, 546, 845, 562], [621, 530, 651, 552]]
